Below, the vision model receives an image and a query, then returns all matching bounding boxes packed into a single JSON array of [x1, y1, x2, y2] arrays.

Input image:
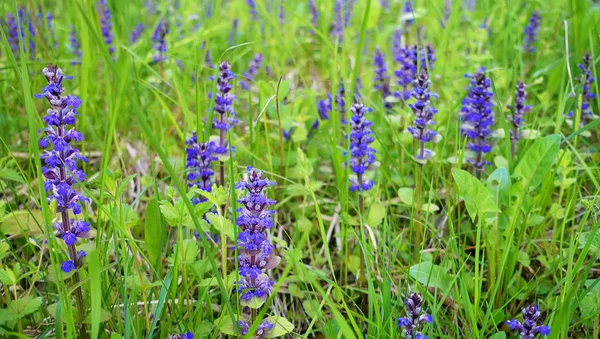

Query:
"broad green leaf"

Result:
[[268, 316, 295, 337], [84, 309, 112, 324], [0, 167, 24, 183], [487, 168, 510, 208], [195, 320, 214, 337], [242, 295, 267, 309], [0, 296, 43, 322], [398, 187, 414, 205], [489, 332, 507, 339], [420, 203, 439, 213], [366, 203, 385, 226], [512, 134, 561, 192], [409, 261, 452, 294], [145, 198, 166, 268], [0, 242, 10, 261], [111, 203, 139, 229], [0, 210, 43, 236], [159, 200, 180, 225], [206, 213, 235, 240], [214, 314, 237, 335], [451, 169, 500, 222], [0, 268, 17, 285], [168, 239, 199, 266]]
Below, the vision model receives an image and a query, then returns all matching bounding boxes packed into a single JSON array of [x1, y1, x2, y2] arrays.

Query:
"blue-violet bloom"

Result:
[[348, 103, 376, 192], [506, 304, 550, 339], [397, 292, 433, 339]]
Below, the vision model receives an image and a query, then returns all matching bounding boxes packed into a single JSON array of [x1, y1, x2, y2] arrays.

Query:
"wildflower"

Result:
[[332, 0, 344, 43], [5, 13, 20, 57], [246, 0, 258, 20], [392, 28, 403, 59], [408, 70, 438, 161], [394, 45, 418, 102], [283, 128, 294, 142], [130, 23, 144, 44], [240, 53, 264, 91], [239, 320, 274, 338], [443, 0, 452, 27], [523, 11, 541, 54], [213, 61, 238, 156], [168, 332, 194, 339], [460, 67, 495, 172], [308, 0, 319, 30], [374, 48, 393, 111], [381, 0, 390, 11], [18, 6, 36, 60], [35, 65, 92, 273], [348, 103, 376, 192], [418, 44, 436, 71], [568, 53, 597, 126], [279, 0, 285, 25], [464, 0, 476, 11], [343, 0, 357, 27], [69, 27, 82, 64], [185, 133, 217, 204], [506, 304, 551, 338], [97, 0, 115, 54], [235, 168, 280, 305], [151, 18, 169, 64], [507, 81, 531, 156], [229, 19, 238, 45], [403, 1, 414, 27], [397, 292, 433, 339]]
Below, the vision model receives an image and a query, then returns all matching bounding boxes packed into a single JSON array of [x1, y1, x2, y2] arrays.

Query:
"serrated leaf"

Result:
[[366, 203, 385, 226], [168, 239, 199, 266], [267, 316, 295, 337], [409, 261, 452, 294], [206, 213, 235, 240], [452, 169, 500, 222], [0, 242, 10, 261], [0, 268, 17, 285], [159, 200, 180, 225], [512, 134, 561, 192], [111, 203, 139, 229], [0, 167, 24, 183], [0, 296, 43, 322]]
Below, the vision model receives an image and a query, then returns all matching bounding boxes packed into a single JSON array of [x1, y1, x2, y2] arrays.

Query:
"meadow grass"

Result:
[[0, 0, 599, 338]]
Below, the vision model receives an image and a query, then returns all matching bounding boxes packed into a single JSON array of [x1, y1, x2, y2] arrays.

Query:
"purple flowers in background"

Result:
[[308, 0, 319, 30], [246, 0, 258, 20], [151, 19, 169, 63], [5, 14, 20, 57], [397, 292, 433, 339], [568, 53, 596, 126], [523, 11, 541, 54], [348, 103, 376, 192], [506, 304, 550, 338], [279, 0, 285, 25], [332, 0, 344, 43], [408, 70, 438, 161], [185, 133, 217, 204], [167, 332, 194, 339], [507, 81, 531, 156], [97, 0, 115, 54], [460, 67, 495, 172], [130, 23, 144, 44], [18, 6, 36, 60], [373, 48, 393, 111], [403, 1, 415, 26], [240, 53, 264, 91], [35, 65, 92, 273], [213, 61, 238, 156], [235, 168, 279, 336], [394, 45, 418, 102], [69, 27, 82, 64]]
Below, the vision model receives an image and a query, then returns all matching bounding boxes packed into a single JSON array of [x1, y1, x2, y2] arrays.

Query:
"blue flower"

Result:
[[97, 0, 115, 54], [507, 81, 531, 155], [61, 260, 76, 273], [308, 0, 319, 31], [151, 18, 169, 63], [331, 0, 344, 43], [348, 103, 376, 192], [239, 319, 274, 338], [568, 53, 596, 126], [506, 303, 551, 338], [130, 23, 144, 44], [407, 70, 438, 161], [397, 292, 432, 339], [240, 53, 264, 91], [374, 48, 393, 111], [523, 11, 541, 53], [185, 133, 217, 204]]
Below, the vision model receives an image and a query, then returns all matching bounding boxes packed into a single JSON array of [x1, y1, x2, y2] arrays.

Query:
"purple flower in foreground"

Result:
[[506, 304, 550, 338], [235, 168, 280, 304], [151, 18, 169, 63], [407, 70, 438, 161], [523, 11, 541, 54], [186, 132, 217, 204], [97, 0, 115, 54], [568, 53, 596, 126], [397, 292, 432, 339], [35, 65, 93, 272], [239, 319, 274, 338], [460, 67, 495, 172], [348, 103, 376, 192], [394, 45, 418, 102], [240, 53, 264, 91], [507, 81, 531, 156], [168, 332, 194, 339], [374, 48, 393, 111], [130, 23, 144, 44], [283, 128, 294, 142]]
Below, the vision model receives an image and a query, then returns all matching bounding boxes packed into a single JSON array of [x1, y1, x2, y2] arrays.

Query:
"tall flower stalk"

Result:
[[507, 81, 531, 157], [460, 67, 495, 174], [506, 304, 551, 338], [332, 0, 344, 43], [130, 23, 144, 44], [407, 70, 437, 161], [348, 103, 376, 197], [5, 13, 20, 57], [240, 53, 264, 91], [397, 292, 433, 339], [213, 61, 237, 186], [235, 168, 280, 337], [35, 65, 90, 338], [97, 0, 115, 54], [568, 52, 597, 127], [185, 133, 217, 204], [523, 11, 541, 54], [151, 18, 169, 64], [373, 48, 393, 112]]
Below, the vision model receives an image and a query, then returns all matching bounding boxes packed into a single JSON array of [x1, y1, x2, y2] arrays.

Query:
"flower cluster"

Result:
[[523, 11, 541, 54], [240, 53, 264, 91], [373, 48, 393, 111], [151, 18, 169, 64], [348, 103, 376, 192], [460, 67, 495, 172], [403, 1, 415, 27], [167, 332, 194, 339], [568, 53, 597, 126], [5, 13, 20, 57], [394, 45, 418, 101], [97, 0, 115, 54], [332, 0, 344, 43], [18, 6, 36, 60], [507, 81, 531, 155], [212, 61, 238, 152], [308, 0, 319, 31], [408, 70, 438, 161], [69, 27, 82, 64], [35, 65, 92, 273], [506, 304, 551, 338], [235, 167, 280, 308], [397, 292, 433, 339], [185, 133, 217, 204], [238, 320, 274, 339], [130, 23, 144, 44], [246, 0, 258, 20]]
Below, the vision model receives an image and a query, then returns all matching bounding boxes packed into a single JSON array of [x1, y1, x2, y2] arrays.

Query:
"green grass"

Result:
[[1, 0, 599, 338]]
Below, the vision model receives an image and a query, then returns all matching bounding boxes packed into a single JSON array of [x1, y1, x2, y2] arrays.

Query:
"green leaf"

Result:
[[0, 167, 24, 183], [0, 296, 43, 322], [88, 250, 102, 339], [0, 242, 9, 260], [111, 203, 139, 229], [579, 232, 600, 256], [451, 169, 500, 222], [409, 261, 453, 294], [168, 239, 199, 266], [214, 314, 237, 335], [512, 134, 561, 192], [366, 203, 385, 226], [241, 295, 267, 309], [398, 187, 414, 205], [145, 198, 166, 268], [267, 316, 295, 337], [195, 320, 214, 337], [0, 210, 43, 236], [487, 168, 510, 208], [206, 213, 235, 240], [159, 200, 181, 226], [489, 332, 507, 339], [0, 268, 17, 285]]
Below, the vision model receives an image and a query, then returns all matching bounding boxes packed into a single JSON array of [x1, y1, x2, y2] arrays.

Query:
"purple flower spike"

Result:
[[168, 332, 194, 339], [523, 11, 541, 54], [308, 0, 319, 31], [506, 303, 550, 338], [394, 45, 418, 102], [460, 67, 495, 172], [373, 48, 393, 111], [239, 319, 274, 338], [246, 0, 258, 20], [186, 133, 217, 204], [348, 103, 376, 192], [568, 53, 596, 126], [403, 1, 414, 26], [235, 169, 279, 304], [408, 70, 438, 161], [240, 53, 264, 91], [397, 292, 432, 339], [213, 61, 238, 148], [331, 0, 344, 43], [151, 19, 169, 64], [130, 23, 144, 44], [97, 0, 115, 54], [69, 27, 82, 64], [5, 13, 20, 57], [507, 81, 531, 156], [37, 65, 93, 273]]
